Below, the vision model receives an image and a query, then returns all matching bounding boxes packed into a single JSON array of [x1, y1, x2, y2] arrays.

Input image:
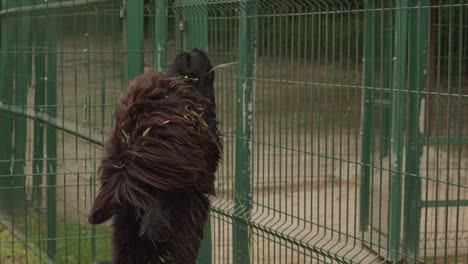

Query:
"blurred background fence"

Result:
[[0, 0, 467, 263]]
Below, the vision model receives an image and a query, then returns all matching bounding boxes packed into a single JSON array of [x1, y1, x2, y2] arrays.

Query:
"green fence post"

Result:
[[233, 1, 256, 263], [0, 0, 18, 214], [179, 2, 211, 262], [12, 0, 33, 218], [33, 16, 46, 209], [197, 222, 212, 264], [379, 1, 393, 158], [360, 0, 374, 232], [46, 13, 58, 260], [125, 0, 144, 81], [154, 0, 168, 72], [403, 1, 429, 262], [388, 1, 409, 261]]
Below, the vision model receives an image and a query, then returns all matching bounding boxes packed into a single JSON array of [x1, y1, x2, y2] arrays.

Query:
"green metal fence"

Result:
[[0, 0, 467, 263]]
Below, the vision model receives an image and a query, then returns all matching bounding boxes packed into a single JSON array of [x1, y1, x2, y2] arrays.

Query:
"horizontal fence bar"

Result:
[[211, 206, 399, 263], [0, 103, 103, 146], [174, 0, 467, 9], [421, 200, 468, 208], [0, 0, 111, 16], [423, 137, 468, 145]]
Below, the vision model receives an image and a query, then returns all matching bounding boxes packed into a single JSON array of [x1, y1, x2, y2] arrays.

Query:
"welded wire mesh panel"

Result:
[[0, 1, 122, 262], [418, 2, 468, 263], [174, 0, 468, 263], [184, 1, 373, 262]]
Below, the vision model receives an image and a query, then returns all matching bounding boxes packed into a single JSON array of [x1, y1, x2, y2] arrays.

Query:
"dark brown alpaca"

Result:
[[88, 49, 221, 264]]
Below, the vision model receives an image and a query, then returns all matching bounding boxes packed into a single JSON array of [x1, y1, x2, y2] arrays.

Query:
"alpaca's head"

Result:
[[166, 48, 215, 103], [88, 49, 219, 244]]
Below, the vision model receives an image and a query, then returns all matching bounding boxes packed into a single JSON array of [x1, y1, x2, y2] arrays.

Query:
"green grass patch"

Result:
[[2, 211, 112, 263], [0, 223, 44, 264]]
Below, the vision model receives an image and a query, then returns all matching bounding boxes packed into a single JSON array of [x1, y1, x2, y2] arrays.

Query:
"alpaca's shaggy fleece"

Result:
[[88, 49, 221, 264]]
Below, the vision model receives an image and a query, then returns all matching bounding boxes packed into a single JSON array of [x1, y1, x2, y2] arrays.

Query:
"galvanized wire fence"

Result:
[[0, 0, 467, 263]]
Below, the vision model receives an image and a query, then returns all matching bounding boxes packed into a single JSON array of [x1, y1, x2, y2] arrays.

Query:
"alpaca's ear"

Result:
[[167, 52, 191, 77], [88, 188, 117, 224]]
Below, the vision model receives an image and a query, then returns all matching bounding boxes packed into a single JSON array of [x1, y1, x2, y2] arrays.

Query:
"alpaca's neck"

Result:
[[110, 193, 210, 264], [111, 212, 158, 264]]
